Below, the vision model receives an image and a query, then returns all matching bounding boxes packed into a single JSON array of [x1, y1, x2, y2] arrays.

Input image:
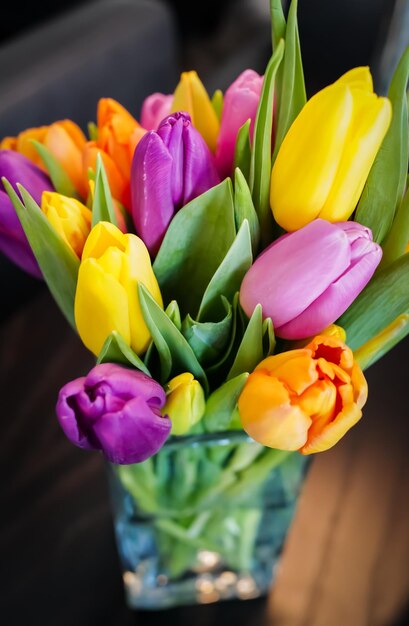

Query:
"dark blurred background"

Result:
[[0, 2, 408, 626]]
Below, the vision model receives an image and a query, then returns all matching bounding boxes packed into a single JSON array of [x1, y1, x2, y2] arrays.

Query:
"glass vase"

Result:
[[107, 431, 310, 610]]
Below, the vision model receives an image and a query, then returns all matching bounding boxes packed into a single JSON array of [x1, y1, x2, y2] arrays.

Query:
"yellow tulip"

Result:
[[74, 221, 162, 356], [163, 373, 206, 435], [238, 334, 368, 455], [41, 192, 92, 258], [270, 67, 392, 231], [171, 71, 220, 152]]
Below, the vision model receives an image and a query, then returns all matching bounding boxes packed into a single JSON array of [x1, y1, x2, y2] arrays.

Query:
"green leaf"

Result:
[[211, 89, 224, 122], [154, 179, 236, 317], [272, 0, 306, 161], [198, 220, 252, 321], [165, 300, 182, 331], [250, 39, 285, 246], [262, 316, 276, 357], [182, 303, 233, 366], [3, 180, 79, 328], [227, 304, 264, 380], [138, 284, 208, 392], [355, 47, 409, 244], [92, 153, 118, 227], [32, 140, 79, 198], [270, 0, 286, 50], [354, 313, 409, 371], [234, 168, 260, 253], [97, 331, 151, 375], [206, 294, 240, 380], [203, 373, 249, 432], [234, 120, 252, 182], [338, 252, 409, 350], [381, 182, 409, 268], [88, 121, 98, 141]]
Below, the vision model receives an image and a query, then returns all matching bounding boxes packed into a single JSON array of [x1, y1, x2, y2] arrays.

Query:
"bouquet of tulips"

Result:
[[1, 0, 409, 586]]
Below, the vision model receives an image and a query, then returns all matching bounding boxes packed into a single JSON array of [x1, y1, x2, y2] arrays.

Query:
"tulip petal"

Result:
[[270, 82, 354, 231], [131, 131, 174, 255], [182, 118, 220, 204], [277, 240, 382, 338], [141, 93, 173, 130], [240, 219, 350, 328], [300, 402, 362, 455]]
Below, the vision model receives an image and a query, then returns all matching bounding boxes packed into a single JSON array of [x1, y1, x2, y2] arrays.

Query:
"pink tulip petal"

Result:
[[141, 93, 173, 130]]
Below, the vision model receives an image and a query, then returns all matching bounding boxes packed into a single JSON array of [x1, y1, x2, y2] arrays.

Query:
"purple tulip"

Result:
[[141, 92, 173, 130], [240, 219, 382, 339], [215, 70, 263, 179], [0, 150, 54, 277], [56, 363, 171, 465], [131, 112, 220, 255]]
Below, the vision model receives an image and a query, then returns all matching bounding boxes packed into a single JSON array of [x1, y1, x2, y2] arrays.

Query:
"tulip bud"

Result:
[[2, 120, 88, 198], [163, 373, 206, 435], [83, 99, 146, 210], [0, 150, 54, 277], [141, 93, 173, 130], [216, 69, 263, 178], [131, 112, 220, 255], [238, 334, 368, 454], [56, 363, 171, 464], [41, 191, 92, 258], [240, 219, 382, 340], [270, 67, 392, 231], [171, 71, 220, 152], [74, 221, 163, 356]]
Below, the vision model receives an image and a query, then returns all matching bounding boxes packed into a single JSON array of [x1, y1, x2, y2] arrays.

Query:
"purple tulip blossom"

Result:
[[0, 150, 54, 277], [56, 363, 171, 465], [131, 112, 220, 255], [240, 219, 382, 339], [140, 92, 173, 130], [215, 69, 263, 179]]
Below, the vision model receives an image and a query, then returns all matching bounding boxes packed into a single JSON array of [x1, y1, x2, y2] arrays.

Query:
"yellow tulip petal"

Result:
[[336, 66, 373, 91], [319, 90, 392, 221], [300, 402, 362, 455], [171, 71, 220, 152], [42, 192, 91, 257], [270, 82, 354, 231], [75, 258, 131, 356], [82, 221, 126, 260]]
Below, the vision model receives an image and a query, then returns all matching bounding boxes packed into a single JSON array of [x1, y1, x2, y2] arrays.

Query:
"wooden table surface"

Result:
[[1, 292, 408, 626]]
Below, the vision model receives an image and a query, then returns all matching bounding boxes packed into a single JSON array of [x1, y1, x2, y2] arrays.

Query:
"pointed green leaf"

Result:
[[198, 220, 252, 321], [92, 153, 118, 227], [206, 294, 240, 380], [338, 252, 409, 350], [380, 182, 409, 268], [138, 284, 208, 392], [3, 180, 79, 328], [97, 331, 151, 375], [234, 120, 252, 182], [270, 0, 286, 50], [228, 304, 264, 380], [250, 39, 285, 245], [203, 373, 249, 432], [32, 140, 79, 198], [355, 47, 409, 244], [154, 179, 236, 317], [272, 0, 306, 161], [211, 89, 224, 122], [262, 316, 276, 357], [234, 168, 260, 253], [165, 300, 182, 331], [182, 303, 233, 365]]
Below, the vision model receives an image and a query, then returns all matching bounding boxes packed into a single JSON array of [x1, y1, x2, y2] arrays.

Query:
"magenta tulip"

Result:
[[215, 69, 263, 178], [0, 150, 54, 277], [131, 112, 220, 255], [141, 92, 173, 130], [56, 363, 171, 464], [240, 219, 382, 339]]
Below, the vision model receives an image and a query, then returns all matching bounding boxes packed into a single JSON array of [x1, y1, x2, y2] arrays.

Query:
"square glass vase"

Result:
[[107, 430, 310, 610]]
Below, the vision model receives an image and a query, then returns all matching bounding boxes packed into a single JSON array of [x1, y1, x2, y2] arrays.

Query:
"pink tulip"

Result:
[[216, 69, 263, 178], [140, 93, 173, 130], [240, 219, 382, 339]]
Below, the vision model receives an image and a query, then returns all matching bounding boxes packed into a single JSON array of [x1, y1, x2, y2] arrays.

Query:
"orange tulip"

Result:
[[84, 99, 146, 209], [238, 335, 367, 455], [1, 121, 88, 198]]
